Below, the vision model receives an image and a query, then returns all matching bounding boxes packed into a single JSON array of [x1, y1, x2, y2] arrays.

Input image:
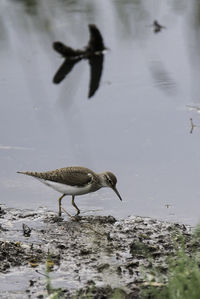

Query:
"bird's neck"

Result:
[[98, 173, 107, 187]]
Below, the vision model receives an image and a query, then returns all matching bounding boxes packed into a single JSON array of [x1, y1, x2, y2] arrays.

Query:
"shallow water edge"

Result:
[[0, 205, 195, 298]]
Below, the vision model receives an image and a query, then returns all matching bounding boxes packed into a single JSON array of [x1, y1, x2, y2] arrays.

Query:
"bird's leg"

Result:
[[61, 206, 73, 219], [58, 194, 66, 216], [72, 195, 80, 215]]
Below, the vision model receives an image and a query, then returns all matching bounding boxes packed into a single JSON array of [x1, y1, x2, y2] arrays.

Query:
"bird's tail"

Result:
[[17, 171, 37, 177], [53, 42, 84, 58]]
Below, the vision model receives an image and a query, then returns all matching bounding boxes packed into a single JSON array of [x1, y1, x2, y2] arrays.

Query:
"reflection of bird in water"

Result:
[[152, 20, 166, 33], [53, 43, 84, 58], [149, 61, 176, 95], [86, 24, 106, 53], [53, 24, 106, 98], [88, 54, 104, 98], [53, 24, 106, 58], [53, 57, 82, 84]]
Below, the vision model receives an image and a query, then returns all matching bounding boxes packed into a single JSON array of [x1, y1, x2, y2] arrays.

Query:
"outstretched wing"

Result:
[[87, 24, 105, 51], [88, 54, 104, 98], [53, 42, 82, 57], [53, 58, 81, 84]]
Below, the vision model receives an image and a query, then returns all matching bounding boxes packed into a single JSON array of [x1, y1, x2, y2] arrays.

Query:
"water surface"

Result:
[[1, 0, 200, 225]]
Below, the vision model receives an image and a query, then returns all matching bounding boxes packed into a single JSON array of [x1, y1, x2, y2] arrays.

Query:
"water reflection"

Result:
[[149, 61, 177, 96], [53, 24, 105, 98], [88, 54, 104, 98], [2, 0, 200, 225], [186, 0, 200, 103], [151, 20, 166, 33], [11, 0, 38, 15], [53, 52, 104, 98], [53, 57, 81, 84]]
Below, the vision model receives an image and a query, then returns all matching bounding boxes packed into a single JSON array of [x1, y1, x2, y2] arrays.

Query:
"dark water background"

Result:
[[1, 0, 200, 225]]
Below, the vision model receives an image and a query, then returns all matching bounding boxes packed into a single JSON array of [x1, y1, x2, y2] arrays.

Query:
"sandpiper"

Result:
[[17, 166, 122, 217]]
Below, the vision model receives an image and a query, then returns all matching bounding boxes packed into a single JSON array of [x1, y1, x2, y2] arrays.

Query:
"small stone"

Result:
[[97, 263, 110, 272]]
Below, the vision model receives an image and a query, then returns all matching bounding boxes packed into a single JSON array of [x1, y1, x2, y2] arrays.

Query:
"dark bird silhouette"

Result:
[[152, 20, 166, 33], [53, 24, 106, 58], [88, 54, 104, 98], [86, 24, 106, 53], [53, 24, 106, 98], [53, 57, 81, 84], [53, 42, 84, 57]]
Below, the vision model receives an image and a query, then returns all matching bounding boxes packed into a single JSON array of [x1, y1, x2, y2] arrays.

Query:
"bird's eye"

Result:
[[106, 176, 112, 185]]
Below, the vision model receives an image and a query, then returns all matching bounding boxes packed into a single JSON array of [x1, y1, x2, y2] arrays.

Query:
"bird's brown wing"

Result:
[[40, 167, 94, 186], [18, 167, 94, 187]]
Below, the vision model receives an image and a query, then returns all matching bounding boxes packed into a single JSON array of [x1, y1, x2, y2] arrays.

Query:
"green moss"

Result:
[[158, 249, 200, 299], [141, 226, 200, 299], [73, 281, 127, 299]]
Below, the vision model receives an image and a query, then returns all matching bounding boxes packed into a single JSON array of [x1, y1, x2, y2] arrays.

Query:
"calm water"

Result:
[[1, 0, 200, 225]]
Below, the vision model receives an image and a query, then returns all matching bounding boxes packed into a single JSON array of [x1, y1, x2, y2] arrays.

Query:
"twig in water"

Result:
[[190, 118, 196, 134], [35, 269, 48, 278], [61, 206, 75, 220]]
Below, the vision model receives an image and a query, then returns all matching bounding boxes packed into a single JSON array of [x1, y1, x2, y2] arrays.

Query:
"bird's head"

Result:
[[99, 171, 122, 201]]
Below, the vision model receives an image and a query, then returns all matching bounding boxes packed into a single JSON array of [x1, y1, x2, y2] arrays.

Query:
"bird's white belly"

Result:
[[38, 179, 92, 195]]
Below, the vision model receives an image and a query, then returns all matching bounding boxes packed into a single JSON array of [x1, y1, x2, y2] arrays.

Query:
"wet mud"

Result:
[[0, 205, 195, 298]]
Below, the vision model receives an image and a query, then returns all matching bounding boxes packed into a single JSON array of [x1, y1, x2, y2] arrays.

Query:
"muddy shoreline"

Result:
[[0, 205, 195, 298]]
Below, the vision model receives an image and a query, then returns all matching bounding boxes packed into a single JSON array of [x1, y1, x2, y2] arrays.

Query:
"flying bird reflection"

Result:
[[152, 20, 166, 33], [53, 24, 106, 98], [53, 57, 81, 84]]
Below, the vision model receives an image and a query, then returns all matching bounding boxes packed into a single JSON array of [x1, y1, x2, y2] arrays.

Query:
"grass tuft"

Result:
[[142, 225, 200, 299]]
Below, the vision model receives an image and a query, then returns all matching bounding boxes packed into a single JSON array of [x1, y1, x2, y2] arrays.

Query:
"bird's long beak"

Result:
[[112, 186, 122, 201]]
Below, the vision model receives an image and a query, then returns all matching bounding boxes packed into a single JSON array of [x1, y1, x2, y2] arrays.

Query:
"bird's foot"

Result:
[[73, 215, 81, 221], [61, 207, 73, 219]]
